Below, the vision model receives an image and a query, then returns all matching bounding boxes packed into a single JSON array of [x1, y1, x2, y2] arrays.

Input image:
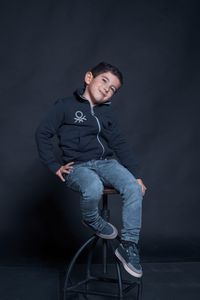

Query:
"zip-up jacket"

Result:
[[35, 89, 141, 178]]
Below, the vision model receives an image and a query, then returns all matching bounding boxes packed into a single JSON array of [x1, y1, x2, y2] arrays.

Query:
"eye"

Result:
[[110, 87, 116, 93], [102, 78, 107, 83]]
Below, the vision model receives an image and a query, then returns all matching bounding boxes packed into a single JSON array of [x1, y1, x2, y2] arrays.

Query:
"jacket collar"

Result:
[[74, 88, 111, 106]]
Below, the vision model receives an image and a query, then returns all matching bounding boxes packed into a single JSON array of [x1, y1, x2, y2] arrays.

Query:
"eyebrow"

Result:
[[102, 75, 110, 81]]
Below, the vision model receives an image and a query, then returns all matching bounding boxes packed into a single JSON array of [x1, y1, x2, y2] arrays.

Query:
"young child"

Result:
[[35, 62, 146, 278]]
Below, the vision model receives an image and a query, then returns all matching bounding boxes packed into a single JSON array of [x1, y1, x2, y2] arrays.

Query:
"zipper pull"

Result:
[[90, 105, 95, 116]]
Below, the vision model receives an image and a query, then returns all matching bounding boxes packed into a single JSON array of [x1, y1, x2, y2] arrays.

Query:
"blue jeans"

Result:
[[64, 159, 143, 243]]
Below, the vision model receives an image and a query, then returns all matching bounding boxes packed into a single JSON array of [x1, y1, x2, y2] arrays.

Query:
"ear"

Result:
[[84, 72, 94, 85]]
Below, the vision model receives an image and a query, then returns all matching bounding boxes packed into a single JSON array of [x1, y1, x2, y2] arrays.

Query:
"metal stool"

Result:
[[63, 188, 143, 299]]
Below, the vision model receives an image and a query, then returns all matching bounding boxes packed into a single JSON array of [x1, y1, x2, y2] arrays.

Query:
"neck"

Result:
[[82, 91, 95, 107]]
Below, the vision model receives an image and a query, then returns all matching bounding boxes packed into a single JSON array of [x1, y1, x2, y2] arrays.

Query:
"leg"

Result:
[[65, 164, 106, 232], [95, 159, 143, 278], [95, 159, 143, 243], [65, 163, 117, 239]]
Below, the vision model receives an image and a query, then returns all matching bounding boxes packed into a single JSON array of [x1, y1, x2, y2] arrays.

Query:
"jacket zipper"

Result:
[[90, 105, 105, 159]]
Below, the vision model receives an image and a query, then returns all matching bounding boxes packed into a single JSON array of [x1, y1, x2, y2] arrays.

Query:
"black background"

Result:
[[0, 0, 199, 263]]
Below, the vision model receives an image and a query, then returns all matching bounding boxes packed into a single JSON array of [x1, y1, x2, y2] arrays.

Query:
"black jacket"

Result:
[[35, 89, 141, 178]]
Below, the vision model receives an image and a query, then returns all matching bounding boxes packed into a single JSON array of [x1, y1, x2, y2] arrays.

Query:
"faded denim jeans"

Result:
[[64, 159, 143, 243]]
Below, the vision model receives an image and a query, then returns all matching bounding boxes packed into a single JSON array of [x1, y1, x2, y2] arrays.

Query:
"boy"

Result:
[[35, 62, 146, 278]]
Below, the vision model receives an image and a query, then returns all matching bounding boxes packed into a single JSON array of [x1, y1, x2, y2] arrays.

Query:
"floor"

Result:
[[0, 261, 199, 300]]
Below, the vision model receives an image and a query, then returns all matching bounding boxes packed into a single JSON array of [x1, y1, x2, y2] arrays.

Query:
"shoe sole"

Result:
[[96, 223, 118, 239], [115, 249, 143, 278], [82, 221, 118, 239]]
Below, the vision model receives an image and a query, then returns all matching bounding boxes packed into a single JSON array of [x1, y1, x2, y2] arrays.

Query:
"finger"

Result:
[[63, 167, 73, 172], [57, 172, 65, 182], [65, 165, 74, 169], [142, 187, 146, 195], [67, 162, 74, 166], [60, 174, 65, 182], [63, 169, 71, 174]]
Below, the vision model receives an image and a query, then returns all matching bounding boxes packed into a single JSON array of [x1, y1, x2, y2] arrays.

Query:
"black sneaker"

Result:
[[82, 220, 118, 239], [115, 241, 143, 278]]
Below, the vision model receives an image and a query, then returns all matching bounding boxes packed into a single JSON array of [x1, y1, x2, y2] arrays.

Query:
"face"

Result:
[[83, 71, 121, 106]]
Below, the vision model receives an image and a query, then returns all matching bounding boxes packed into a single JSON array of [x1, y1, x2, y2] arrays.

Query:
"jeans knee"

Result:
[[82, 180, 104, 201], [124, 180, 143, 201]]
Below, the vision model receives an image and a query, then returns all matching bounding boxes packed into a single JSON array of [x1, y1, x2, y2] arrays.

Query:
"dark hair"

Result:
[[89, 62, 123, 86]]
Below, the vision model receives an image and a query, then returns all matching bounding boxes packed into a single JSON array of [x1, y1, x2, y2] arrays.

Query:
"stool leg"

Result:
[[102, 194, 110, 221], [101, 194, 110, 274], [86, 236, 99, 278], [110, 240, 123, 298], [116, 260, 123, 298], [63, 235, 96, 299], [103, 239, 108, 274], [137, 277, 143, 300]]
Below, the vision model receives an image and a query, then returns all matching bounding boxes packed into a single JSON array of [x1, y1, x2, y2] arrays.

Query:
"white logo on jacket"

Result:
[[74, 111, 87, 123]]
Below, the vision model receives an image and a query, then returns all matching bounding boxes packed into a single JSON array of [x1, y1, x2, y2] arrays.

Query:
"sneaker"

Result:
[[82, 220, 118, 239], [115, 241, 143, 278]]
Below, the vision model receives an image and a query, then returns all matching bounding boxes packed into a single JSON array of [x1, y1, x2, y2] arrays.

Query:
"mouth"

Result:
[[99, 90, 106, 97]]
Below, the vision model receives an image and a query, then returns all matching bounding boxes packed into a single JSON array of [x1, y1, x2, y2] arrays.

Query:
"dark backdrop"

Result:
[[0, 0, 199, 263]]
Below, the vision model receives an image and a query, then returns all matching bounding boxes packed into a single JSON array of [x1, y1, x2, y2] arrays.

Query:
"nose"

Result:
[[104, 85, 109, 93]]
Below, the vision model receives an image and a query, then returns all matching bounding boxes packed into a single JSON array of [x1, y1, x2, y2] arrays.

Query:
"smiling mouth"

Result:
[[99, 90, 106, 97]]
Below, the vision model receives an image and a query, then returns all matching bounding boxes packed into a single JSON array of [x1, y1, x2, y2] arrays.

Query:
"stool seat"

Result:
[[103, 187, 119, 194]]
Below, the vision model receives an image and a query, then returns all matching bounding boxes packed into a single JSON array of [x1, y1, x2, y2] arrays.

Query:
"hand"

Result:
[[56, 162, 74, 182], [136, 178, 147, 196]]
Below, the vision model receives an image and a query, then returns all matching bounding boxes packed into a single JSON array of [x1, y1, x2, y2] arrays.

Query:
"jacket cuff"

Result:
[[48, 162, 62, 174]]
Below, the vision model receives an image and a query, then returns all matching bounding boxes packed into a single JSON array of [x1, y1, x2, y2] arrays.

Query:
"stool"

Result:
[[63, 188, 143, 299]]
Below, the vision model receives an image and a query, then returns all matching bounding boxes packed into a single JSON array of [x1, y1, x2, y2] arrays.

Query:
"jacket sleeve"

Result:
[[107, 114, 141, 179], [35, 99, 65, 173]]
